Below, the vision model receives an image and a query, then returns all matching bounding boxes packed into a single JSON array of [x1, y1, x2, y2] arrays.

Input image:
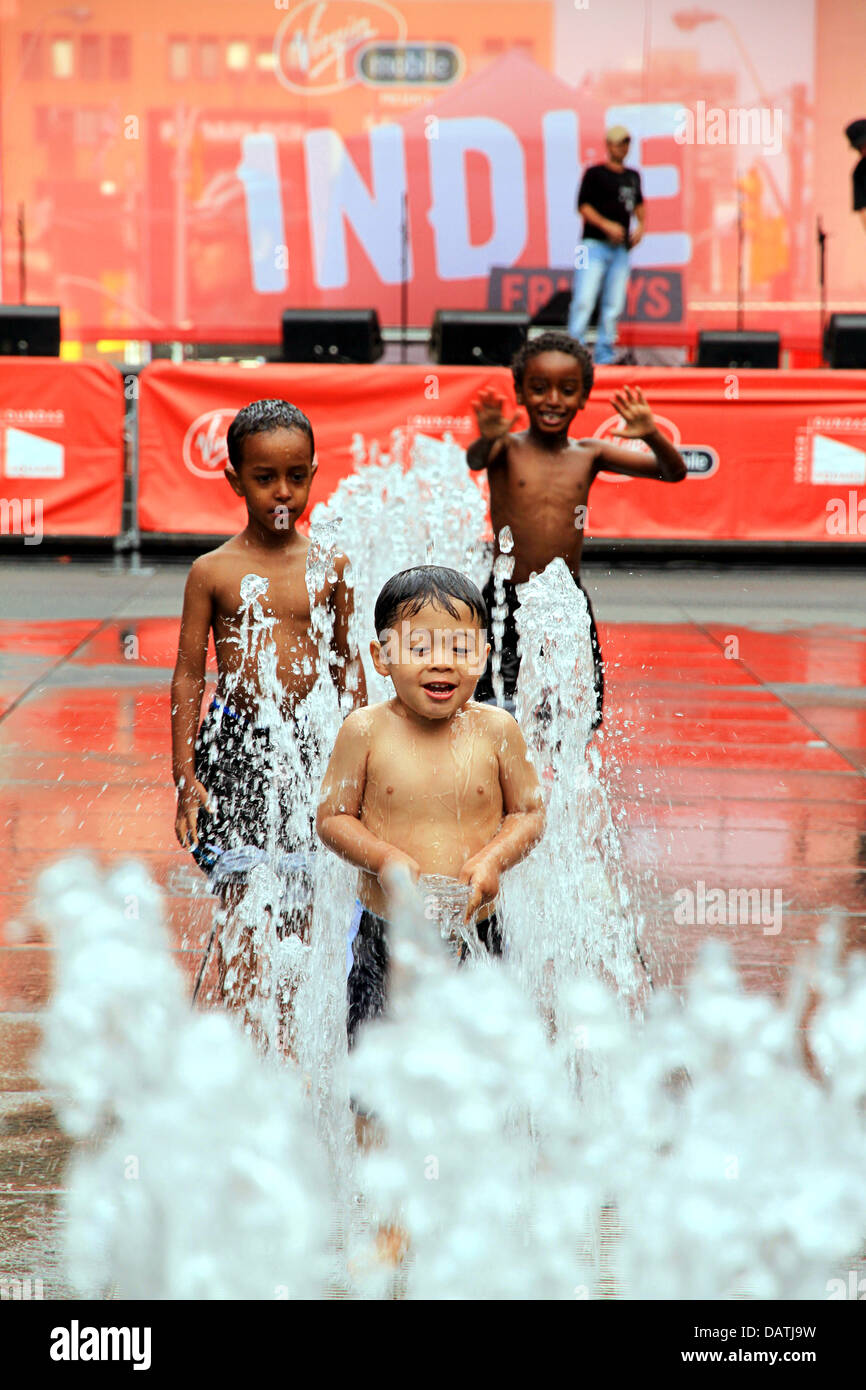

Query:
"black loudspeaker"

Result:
[[430, 310, 529, 366], [823, 314, 866, 368], [0, 305, 61, 356], [281, 309, 383, 363], [696, 330, 780, 368], [530, 290, 571, 327]]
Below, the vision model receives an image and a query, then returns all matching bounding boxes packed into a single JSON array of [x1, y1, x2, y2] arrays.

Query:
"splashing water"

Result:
[[503, 559, 646, 1044], [36, 859, 866, 1300], [490, 525, 514, 708], [36, 859, 332, 1299], [309, 430, 489, 700]]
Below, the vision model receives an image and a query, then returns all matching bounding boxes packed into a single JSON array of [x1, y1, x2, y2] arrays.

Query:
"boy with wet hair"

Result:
[[467, 330, 687, 725], [316, 564, 545, 1047], [171, 397, 366, 1048]]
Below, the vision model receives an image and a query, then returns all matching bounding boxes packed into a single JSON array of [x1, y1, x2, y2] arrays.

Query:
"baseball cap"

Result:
[[606, 125, 631, 143]]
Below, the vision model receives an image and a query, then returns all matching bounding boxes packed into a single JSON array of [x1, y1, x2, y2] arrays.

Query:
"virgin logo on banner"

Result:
[[274, 0, 408, 94], [183, 410, 236, 479]]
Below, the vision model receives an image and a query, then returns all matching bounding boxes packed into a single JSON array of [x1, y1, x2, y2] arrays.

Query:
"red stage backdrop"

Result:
[[0, 360, 124, 538], [2, 0, 864, 349], [137, 363, 866, 542]]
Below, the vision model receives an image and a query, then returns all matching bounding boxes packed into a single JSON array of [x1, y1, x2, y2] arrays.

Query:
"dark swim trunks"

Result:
[[346, 901, 503, 1048], [190, 697, 316, 899], [474, 571, 604, 730]]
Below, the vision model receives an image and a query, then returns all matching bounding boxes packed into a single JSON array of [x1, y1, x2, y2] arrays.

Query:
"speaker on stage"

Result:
[[430, 311, 529, 366], [0, 305, 61, 356], [530, 290, 571, 327], [696, 330, 780, 368], [823, 314, 866, 368], [280, 309, 383, 363]]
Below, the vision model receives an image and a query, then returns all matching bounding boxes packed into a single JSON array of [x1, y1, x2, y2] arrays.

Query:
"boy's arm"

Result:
[[170, 559, 214, 847], [329, 553, 367, 712], [459, 713, 546, 919], [466, 388, 519, 471], [316, 712, 419, 879], [588, 385, 687, 482]]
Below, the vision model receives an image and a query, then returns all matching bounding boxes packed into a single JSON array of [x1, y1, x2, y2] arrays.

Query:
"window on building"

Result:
[[255, 39, 276, 76], [21, 33, 46, 79], [109, 35, 131, 81], [169, 37, 190, 81], [227, 40, 250, 73], [80, 34, 101, 80], [198, 37, 221, 80], [51, 36, 75, 79]]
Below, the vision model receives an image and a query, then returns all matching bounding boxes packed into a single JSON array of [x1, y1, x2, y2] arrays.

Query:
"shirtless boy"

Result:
[[316, 565, 545, 1046], [468, 330, 687, 726], [171, 398, 366, 1044]]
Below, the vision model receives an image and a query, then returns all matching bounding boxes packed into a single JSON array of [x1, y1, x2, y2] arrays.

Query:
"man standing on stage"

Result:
[[568, 125, 645, 365], [844, 119, 866, 235]]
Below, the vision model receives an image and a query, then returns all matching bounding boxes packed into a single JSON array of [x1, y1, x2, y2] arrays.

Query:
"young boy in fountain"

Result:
[[171, 398, 366, 1050], [316, 565, 546, 1048], [468, 330, 687, 726]]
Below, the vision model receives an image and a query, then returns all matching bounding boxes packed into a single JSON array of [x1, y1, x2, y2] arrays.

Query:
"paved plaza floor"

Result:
[[2, 558, 865, 1297]]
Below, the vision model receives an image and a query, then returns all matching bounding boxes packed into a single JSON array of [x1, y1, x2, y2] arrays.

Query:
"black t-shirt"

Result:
[[853, 156, 866, 211], [577, 164, 643, 241]]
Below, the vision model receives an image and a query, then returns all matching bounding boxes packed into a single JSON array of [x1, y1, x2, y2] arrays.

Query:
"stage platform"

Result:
[[1, 559, 865, 1294]]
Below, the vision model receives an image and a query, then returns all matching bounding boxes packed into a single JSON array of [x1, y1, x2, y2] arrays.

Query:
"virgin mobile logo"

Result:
[[274, 0, 407, 95], [182, 409, 235, 479], [592, 413, 718, 479]]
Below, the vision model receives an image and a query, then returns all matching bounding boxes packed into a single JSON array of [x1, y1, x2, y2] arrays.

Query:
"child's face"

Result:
[[226, 427, 315, 533], [516, 351, 588, 436], [371, 599, 490, 722]]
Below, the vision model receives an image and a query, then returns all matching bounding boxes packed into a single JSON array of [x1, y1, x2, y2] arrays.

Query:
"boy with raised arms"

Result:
[[468, 331, 687, 725]]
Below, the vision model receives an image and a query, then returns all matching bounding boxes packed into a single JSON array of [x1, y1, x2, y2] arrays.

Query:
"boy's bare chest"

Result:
[[213, 558, 314, 630], [493, 445, 594, 509], [366, 729, 501, 815]]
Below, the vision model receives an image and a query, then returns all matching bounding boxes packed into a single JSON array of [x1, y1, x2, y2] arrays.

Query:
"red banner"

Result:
[[137, 362, 866, 542], [0, 360, 124, 539]]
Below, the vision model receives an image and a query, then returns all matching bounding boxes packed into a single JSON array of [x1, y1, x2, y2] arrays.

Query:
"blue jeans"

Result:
[[567, 240, 631, 364]]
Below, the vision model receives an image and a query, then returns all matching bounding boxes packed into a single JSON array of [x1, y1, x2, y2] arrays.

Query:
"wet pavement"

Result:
[[1, 559, 865, 1297]]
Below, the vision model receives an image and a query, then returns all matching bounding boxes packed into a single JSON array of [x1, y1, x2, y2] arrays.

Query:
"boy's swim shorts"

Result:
[[189, 696, 316, 897], [346, 900, 503, 1048], [474, 571, 604, 730]]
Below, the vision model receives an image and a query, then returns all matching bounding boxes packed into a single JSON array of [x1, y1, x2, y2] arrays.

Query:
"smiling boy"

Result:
[[171, 398, 366, 1045], [316, 565, 545, 1046], [468, 331, 687, 724]]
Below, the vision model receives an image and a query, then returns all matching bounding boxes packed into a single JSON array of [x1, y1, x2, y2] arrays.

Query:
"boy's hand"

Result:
[[609, 385, 655, 440], [472, 389, 520, 440], [379, 848, 421, 891], [458, 851, 500, 923], [174, 778, 212, 850]]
